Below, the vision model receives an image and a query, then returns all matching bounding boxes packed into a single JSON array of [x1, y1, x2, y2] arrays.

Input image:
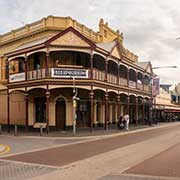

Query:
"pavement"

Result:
[[1, 122, 180, 180]]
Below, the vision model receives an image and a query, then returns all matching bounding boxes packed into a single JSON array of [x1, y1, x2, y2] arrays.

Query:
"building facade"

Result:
[[154, 85, 180, 122], [0, 16, 153, 131]]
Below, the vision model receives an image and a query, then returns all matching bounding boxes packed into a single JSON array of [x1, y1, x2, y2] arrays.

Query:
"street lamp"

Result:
[[72, 77, 80, 136], [152, 66, 177, 69]]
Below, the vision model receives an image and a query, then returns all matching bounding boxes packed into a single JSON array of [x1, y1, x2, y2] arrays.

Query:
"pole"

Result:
[[72, 77, 78, 136], [73, 98, 76, 136]]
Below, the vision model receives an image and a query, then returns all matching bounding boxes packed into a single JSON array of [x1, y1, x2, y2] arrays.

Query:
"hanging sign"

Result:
[[152, 77, 160, 96]]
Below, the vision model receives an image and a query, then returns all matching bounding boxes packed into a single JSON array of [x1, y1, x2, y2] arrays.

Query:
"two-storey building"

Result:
[[0, 16, 153, 131]]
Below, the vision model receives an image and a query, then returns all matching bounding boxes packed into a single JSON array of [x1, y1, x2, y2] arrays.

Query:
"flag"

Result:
[[152, 77, 160, 96]]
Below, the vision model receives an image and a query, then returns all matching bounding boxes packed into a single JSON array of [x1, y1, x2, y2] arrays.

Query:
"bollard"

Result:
[[0, 125, 2, 135], [15, 125, 17, 136], [40, 125, 43, 136]]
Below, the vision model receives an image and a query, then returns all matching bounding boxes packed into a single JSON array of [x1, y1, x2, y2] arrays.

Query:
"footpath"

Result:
[[1, 122, 180, 180]]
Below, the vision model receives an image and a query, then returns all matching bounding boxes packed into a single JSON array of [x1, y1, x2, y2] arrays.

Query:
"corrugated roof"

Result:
[[135, 62, 149, 69], [96, 41, 116, 52], [12, 35, 54, 52]]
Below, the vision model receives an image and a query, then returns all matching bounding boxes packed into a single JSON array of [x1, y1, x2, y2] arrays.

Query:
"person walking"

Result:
[[123, 113, 130, 130]]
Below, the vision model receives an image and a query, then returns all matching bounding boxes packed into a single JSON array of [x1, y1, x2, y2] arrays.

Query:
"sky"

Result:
[[1, 0, 180, 84]]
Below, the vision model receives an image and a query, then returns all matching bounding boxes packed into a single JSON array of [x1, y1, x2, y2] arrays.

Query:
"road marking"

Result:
[[0, 144, 10, 155]]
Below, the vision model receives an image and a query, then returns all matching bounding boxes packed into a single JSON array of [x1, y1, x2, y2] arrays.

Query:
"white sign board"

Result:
[[9, 72, 25, 82], [128, 81, 136, 88], [51, 68, 89, 78]]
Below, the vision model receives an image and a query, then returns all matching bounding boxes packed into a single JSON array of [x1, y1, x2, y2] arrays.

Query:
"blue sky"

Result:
[[1, 0, 180, 84]]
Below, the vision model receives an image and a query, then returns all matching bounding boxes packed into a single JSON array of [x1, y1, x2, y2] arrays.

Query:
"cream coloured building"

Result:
[[0, 16, 153, 131]]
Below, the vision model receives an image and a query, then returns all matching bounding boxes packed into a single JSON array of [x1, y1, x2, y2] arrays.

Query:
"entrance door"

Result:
[[56, 98, 66, 130], [35, 97, 46, 123]]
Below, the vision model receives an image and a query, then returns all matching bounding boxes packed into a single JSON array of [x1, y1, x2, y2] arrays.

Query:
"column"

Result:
[[25, 92, 29, 131], [127, 96, 130, 115], [135, 97, 138, 125], [127, 68, 129, 87], [142, 74, 145, 91], [46, 90, 50, 133], [142, 98, 145, 124], [25, 56, 28, 81], [45, 52, 49, 77], [117, 64, 120, 85], [105, 92, 108, 130], [117, 94, 121, 120], [90, 91, 94, 131], [7, 91, 10, 132], [105, 58, 108, 82], [6, 59, 9, 83], [90, 52, 93, 80], [135, 72, 138, 89]]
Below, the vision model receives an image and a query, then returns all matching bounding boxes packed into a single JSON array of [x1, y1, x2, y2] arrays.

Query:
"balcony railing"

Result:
[[93, 69, 105, 81], [8, 67, 151, 93], [144, 85, 151, 92], [27, 69, 46, 80], [137, 83, 143, 90], [119, 77, 128, 86], [107, 74, 117, 84]]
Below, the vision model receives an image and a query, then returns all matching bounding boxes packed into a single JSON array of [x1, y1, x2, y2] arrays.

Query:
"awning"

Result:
[[164, 109, 180, 113], [155, 103, 180, 112]]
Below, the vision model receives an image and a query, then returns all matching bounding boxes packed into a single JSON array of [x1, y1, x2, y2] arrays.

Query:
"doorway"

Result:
[[56, 97, 66, 130]]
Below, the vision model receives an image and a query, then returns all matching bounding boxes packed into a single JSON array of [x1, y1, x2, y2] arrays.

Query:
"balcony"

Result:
[[93, 69, 105, 81], [8, 67, 151, 93], [107, 74, 117, 84], [28, 69, 46, 80]]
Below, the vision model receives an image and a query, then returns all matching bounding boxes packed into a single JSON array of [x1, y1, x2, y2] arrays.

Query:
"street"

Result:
[[1, 122, 180, 180]]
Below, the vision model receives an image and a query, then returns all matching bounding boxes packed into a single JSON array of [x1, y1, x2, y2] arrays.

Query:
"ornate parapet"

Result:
[[124, 48, 138, 62], [98, 18, 124, 43], [0, 16, 103, 45]]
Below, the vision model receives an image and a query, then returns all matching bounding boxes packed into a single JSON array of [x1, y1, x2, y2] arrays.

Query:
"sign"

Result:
[[152, 77, 160, 97], [51, 68, 89, 78], [128, 81, 136, 88], [33, 122, 47, 128], [9, 72, 25, 83]]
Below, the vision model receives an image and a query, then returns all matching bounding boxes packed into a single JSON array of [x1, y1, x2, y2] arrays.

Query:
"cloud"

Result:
[[1, 0, 180, 84]]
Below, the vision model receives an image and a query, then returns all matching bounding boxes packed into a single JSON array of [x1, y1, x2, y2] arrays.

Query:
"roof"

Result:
[[134, 62, 149, 69], [96, 41, 116, 52], [14, 35, 54, 52], [160, 84, 172, 92]]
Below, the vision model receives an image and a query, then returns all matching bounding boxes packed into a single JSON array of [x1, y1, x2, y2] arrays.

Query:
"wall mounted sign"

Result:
[[9, 72, 25, 82], [51, 68, 89, 78], [128, 80, 136, 88]]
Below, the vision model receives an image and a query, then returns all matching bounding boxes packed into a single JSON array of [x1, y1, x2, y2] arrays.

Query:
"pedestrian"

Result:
[[123, 112, 129, 130], [117, 115, 124, 129]]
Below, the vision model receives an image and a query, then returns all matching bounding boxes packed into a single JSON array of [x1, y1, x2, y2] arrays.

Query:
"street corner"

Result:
[[0, 144, 10, 156]]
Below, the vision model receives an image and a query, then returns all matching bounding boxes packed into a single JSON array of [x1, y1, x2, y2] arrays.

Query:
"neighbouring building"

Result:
[[155, 84, 180, 121], [0, 16, 153, 131]]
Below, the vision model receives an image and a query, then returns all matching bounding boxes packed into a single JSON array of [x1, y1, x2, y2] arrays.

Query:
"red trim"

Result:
[[164, 109, 180, 113]]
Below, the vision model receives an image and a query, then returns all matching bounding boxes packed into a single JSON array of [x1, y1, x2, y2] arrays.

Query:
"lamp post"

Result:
[[72, 77, 79, 136]]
